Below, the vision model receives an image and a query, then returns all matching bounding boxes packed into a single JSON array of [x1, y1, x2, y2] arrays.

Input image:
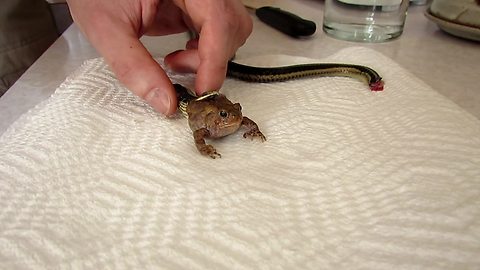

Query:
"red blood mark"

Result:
[[369, 80, 385, 91]]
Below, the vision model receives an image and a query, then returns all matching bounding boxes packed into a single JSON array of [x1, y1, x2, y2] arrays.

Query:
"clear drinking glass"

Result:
[[410, 0, 428, 5], [323, 0, 410, 42]]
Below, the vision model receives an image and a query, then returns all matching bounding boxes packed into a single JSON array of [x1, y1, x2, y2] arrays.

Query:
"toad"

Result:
[[175, 84, 266, 158]]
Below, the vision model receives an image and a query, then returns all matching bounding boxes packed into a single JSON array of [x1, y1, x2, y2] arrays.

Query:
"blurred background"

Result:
[[0, 0, 72, 96]]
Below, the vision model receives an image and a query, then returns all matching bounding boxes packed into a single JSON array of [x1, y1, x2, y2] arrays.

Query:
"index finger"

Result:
[[189, 2, 252, 94], [194, 25, 235, 94]]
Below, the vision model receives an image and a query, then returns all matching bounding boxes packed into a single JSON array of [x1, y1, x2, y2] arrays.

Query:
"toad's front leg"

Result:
[[242, 117, 266, 142], [193, 128, 221, 159]]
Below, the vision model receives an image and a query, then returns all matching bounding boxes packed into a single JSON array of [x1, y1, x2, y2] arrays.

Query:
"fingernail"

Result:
[[145, 88, 171, 115]]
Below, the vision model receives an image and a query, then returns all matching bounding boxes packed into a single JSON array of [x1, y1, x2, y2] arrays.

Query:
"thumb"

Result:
[[91, 28, 177, 115], [109, 38, 177, 115]]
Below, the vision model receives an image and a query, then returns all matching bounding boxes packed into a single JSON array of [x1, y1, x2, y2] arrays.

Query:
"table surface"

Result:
[[1, 0, 479, 135]]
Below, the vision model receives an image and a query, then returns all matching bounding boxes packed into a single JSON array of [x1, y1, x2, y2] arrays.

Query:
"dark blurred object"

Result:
[[47, 1, 73, 34], [242, 0, 316, 38], [0, 0, 59, 96], [255, 7, 316, 37]]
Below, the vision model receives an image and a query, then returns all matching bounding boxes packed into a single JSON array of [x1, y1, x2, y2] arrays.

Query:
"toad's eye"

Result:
[[219, 110, 228, 118]]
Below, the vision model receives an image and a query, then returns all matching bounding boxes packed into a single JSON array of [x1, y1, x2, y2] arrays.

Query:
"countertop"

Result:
[[1, 0, 479, 135]]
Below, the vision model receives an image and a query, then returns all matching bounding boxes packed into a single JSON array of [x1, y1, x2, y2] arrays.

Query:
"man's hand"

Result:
[[66, 0, 252, 115]]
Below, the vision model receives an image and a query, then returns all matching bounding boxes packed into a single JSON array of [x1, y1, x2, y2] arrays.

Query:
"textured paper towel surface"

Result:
[[1, 47, 480, 269]]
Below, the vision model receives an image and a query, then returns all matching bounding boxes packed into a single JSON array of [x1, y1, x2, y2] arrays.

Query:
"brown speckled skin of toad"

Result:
[[175, 84, 266, 159]]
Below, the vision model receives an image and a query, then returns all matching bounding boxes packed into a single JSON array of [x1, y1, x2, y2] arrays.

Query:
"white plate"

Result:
[[425, 9, 480, 42]]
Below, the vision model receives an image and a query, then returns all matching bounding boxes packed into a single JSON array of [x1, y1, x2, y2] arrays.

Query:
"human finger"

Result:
[[67, 0, 178, 115]]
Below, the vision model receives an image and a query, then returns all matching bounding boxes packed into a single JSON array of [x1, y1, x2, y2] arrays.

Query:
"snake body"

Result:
[[226, 61, 384, 91], [177, 61, 384, 116], [186, 30, 383, 91]]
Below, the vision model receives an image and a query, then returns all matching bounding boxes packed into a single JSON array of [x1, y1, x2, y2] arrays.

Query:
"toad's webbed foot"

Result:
[[243, 130, 266, 142], [241, 117, 266, 142], [198, 144, 221, 159]]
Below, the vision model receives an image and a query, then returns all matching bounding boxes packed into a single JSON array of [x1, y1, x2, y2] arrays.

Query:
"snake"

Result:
[[226, 61, 384, 91], [177, 60, 384, 117], [178, 60, 384, 116], [186, 31, 384, 91]]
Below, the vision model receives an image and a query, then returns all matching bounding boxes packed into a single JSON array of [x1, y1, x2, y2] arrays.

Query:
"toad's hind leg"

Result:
[[193, 128, 221, 159]]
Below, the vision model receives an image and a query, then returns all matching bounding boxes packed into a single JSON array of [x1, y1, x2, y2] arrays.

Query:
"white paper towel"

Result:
[[1, 47, 479, 269]]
